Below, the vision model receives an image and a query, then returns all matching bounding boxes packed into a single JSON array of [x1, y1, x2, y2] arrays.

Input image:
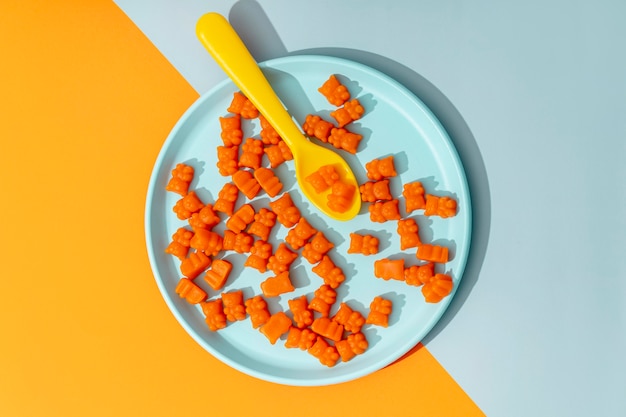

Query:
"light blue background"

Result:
[[116, 1, 626, 415]]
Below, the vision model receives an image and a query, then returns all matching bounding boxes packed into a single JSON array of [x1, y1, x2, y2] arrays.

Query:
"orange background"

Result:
[[0, 1, 483, 415]]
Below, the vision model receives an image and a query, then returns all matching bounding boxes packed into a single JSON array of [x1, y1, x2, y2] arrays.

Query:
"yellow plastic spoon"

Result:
[[196, 12, 361, 221]]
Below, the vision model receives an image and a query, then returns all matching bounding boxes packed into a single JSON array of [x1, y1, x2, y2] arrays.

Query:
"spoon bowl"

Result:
[[196, 12, 361, 221]]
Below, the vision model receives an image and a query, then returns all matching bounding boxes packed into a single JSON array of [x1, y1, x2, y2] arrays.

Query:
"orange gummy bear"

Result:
[[188, 212, 209, 233], [173, 191, 204, 220], [252, 240, 272, 259], [165, 163, 194, 196], [244, 254, 268, 273], [261, 271, 295, 297], [302, 114, 335, 143], [397, 218, 421, 250], [308, 284, 337, 317], [424, 194, 458, 218], [285, 217, 317, 250], [308, 337, 340, 367], [219, 114, 243, 147], [347, 233, 379, 256], [203, 258, 233, 291], [259, 115, 281, 145], [366, 296, 393, 327], [198, 204, 221, 229], [416, 244, 449, 264], [227, 91, 258, 119], [189, 228, 223, 257], [346, 332, 368, 355], [365, 156, 397, 181], [305, 164, 339, 193], [285, 327, 317, 350], [267, 243, 298, 275], [171, 227, 194, 247], [166, 227, 192, 260], [239, 138, 264, 170], [422, 273, 454, 303], [245, 295, 271, 329], [261, 271, 295, 298], [359, 179, 392, 202], [288, 295, 314, 329], [403, 181, 426, 213], [180, 250, 211, 280], [336, 332, 368, 362], [201, 299, 227, 331], [260, 311, 292, 345], [327, 181, 356, 213], [232, 169, 261, 200], [328, 127, 362, 154], [332, 302, 365, 334], [269, 192, 301, 228], [245, 240, 273, 273], [221, 290, 246, 321], [404, 262, 435, 286], [226, 204, 255, 234], [216, 145, 239, 176], [175, 278, 207, 304], [335, 340, 355, 362], [368, 199, 401, 222], [302, 232, 334, 264], [264, 140, 293, 168], [213, 183, 239, 216], [254, 167, 283, 198], [330, 98, 365, 128], [222, 230, 253, 254], [247, 207, 277, 242], [165, 240, 188, 261], [311, 317, 344, 342], [318, 74, 350, 106], [311, 255, 345, 289], [374, 258, 405, 281]]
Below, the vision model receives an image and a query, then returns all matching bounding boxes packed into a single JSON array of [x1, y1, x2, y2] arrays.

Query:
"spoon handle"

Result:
[[196, 13, 302, 150]]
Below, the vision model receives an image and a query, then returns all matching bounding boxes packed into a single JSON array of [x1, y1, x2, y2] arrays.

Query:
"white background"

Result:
[[115, 1, 626, 415]]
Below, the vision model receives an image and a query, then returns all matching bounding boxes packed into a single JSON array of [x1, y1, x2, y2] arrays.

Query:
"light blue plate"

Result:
[[145, 55, 471, 386]]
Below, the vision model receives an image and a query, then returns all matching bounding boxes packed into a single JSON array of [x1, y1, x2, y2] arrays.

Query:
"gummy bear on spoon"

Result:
[[195, 12, 361, 221]]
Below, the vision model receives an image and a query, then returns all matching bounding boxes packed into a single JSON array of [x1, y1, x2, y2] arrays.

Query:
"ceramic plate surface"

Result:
[[145, 55, 471, 386]]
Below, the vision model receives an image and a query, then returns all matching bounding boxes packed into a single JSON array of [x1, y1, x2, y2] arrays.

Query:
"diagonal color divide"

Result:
[[111, 0, 485, 415], [0, 0, 484, 415]]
